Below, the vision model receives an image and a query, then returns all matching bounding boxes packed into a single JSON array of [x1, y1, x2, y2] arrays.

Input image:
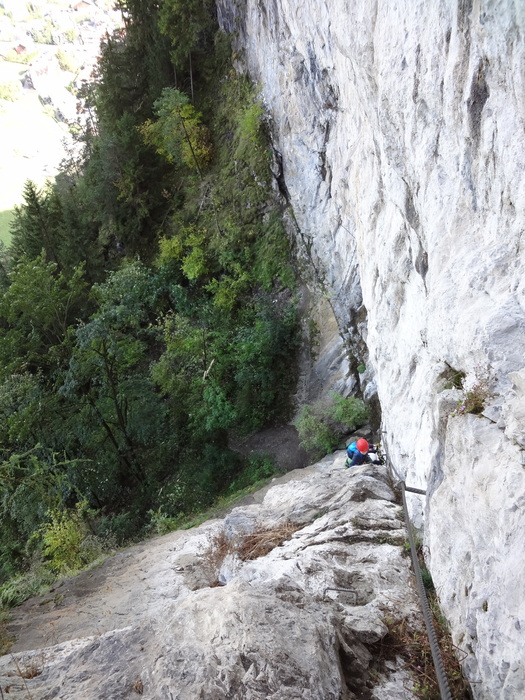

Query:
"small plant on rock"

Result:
[[452, 364, 494, 417]]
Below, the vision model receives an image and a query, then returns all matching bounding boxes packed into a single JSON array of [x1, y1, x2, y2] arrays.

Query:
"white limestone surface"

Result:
[[216, 1, 525, 697]]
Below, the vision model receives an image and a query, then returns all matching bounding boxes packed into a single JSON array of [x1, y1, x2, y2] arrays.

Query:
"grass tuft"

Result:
[[369, 613, 471, 699], [201, 521, 300, 586], [0, 611, 15, 656]]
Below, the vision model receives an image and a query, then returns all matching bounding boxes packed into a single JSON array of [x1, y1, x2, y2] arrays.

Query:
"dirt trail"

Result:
[[6, 530, 187, 653]]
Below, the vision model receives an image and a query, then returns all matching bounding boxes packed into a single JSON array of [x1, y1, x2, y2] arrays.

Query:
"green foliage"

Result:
[[294, 405, 338, 455], [452, 364, 493, 416], [56, 48, 79, 73], [158, 0, 216, 67], [141, 88, 213, 171], [4, 48, 38, 64], [147, 507, 180, 536], [0, 446, 85, 580], [9, 179, 105, 278], [97, 0, 173, 124], [148, 452, 277, 536], [0, 564, 54, 610], [156, 224, 212, 282], [0, 251, 86, 376], [231, 300, 300, 432], [95, 511, 139, 546], [32, 19, 54, 44], [294, 393, 369, 457], [226, 454, 277, 494], [39, 501, 90, 573], [0, 80, 22, 101], [78, 112, 174, 261], [421, 566, 434, 592], [235, 100, 269, 165], [150, 446, 243, 521], [64, 27, 78, 43], [61, 263, 169, 493], [212, 74, 273, 210], [330, 392, 369, 426], [0, 610, 14, 655]]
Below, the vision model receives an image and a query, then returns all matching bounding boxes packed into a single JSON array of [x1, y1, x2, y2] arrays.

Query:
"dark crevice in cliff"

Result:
[[467, 59, 490, 148], [271, 148, 291, 203]]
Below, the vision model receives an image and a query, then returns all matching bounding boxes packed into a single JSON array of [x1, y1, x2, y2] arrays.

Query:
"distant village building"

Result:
[[72, 1, 93, 11]]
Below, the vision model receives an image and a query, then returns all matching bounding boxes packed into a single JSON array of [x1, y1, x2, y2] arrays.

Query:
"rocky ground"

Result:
[[0, 452, 426, 699]]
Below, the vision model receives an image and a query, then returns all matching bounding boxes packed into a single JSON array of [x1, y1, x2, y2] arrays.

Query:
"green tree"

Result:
[[0, 2, 301, 571], [158, 0, 216, 74], [60, 263, 169, 495], [98, 0, 173, 124], [10, 181, 62, 266], [10, 178, 108, 282], [141, 88, 213, 173], [0, 252, 86, 377]]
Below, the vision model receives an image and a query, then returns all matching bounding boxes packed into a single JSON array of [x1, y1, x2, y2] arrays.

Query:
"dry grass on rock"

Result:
[[235, 522, 300, 561], [202, 522, 300, 585], [369, 613, 471, 700]]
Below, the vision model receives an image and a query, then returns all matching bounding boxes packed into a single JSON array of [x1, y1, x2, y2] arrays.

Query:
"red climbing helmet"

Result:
[[356, 438, 369, 454]]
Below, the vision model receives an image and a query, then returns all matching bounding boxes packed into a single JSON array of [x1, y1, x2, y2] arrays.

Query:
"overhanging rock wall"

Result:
[[216, 1, 525, 697]]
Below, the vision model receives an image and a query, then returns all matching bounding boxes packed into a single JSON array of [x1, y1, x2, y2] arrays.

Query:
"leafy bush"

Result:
[[40, 506, 86, 572], [294, 404, 338, 455], [330, 392, 369, 426], [294, 393, 368, 457], [38, 501, 106, 573], [140, 88, 213, 171], [147, 507, 180, 536], [0, 578, 31, 609]]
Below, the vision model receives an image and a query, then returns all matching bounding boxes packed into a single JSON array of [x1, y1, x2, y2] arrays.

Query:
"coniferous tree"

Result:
[[10, 182, 62, 267]]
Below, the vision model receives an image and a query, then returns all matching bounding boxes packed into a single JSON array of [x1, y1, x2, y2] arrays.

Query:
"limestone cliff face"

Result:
[[217, 1, 525, 697]]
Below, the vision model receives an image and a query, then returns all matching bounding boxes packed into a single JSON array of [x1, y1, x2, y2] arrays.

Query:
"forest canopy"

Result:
[[0, 0, 300, 586]]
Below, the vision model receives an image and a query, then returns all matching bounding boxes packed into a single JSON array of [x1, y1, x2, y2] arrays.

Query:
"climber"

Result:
[[345, 438, 373, 467]]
